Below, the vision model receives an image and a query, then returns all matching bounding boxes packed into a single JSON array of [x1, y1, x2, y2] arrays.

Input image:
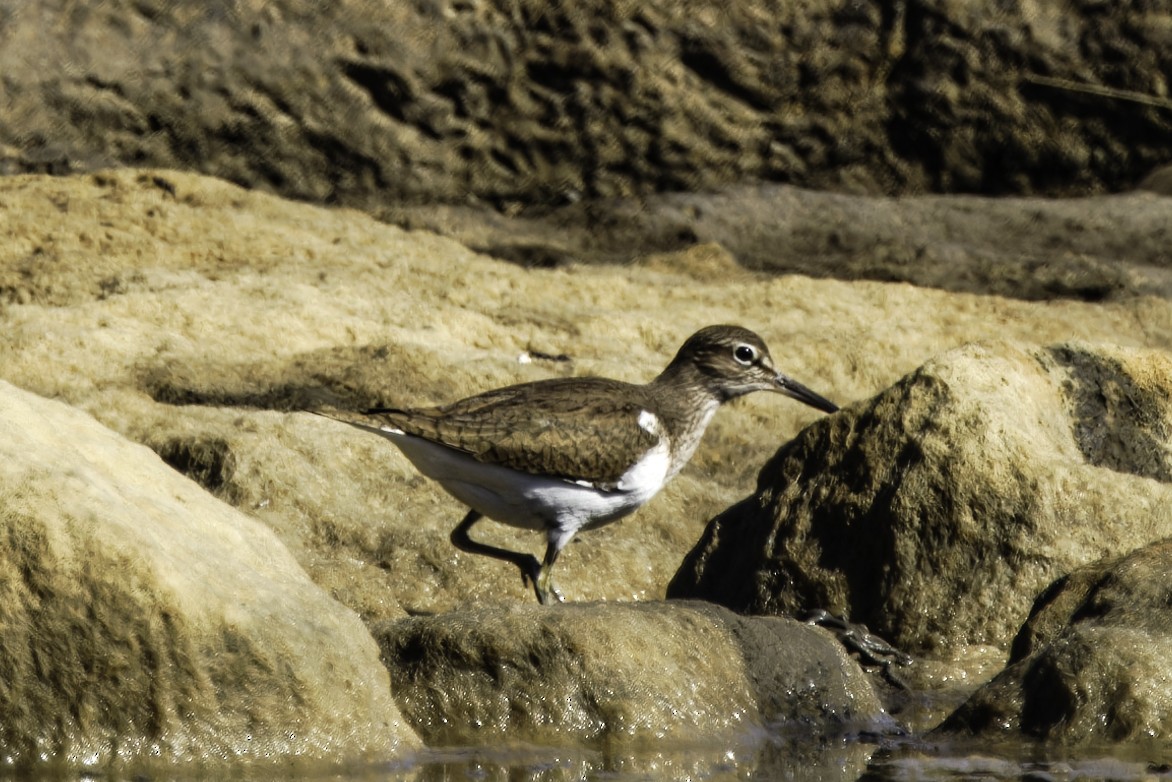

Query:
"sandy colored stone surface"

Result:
[[0, 380, 418, 770], [3, 169, 1172, 622], [3, 0, 1171, 204], [940, 539, 1172, 743], [377, 600, 887, 746], [670, 342, 1172, 654]]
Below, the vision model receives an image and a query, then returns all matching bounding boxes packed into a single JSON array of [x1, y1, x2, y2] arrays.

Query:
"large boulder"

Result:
[[0, 381, 419, 770], [376, 600, 889, 746], [2, 0, 1170, 204], [939, 539, 1172, 742], [669, 342, 1172, 654]]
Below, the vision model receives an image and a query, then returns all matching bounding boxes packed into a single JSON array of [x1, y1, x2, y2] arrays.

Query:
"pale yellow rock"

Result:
[[0, 380, 419, 769]]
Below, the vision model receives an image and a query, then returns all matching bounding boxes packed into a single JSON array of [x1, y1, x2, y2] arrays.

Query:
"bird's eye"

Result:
[[733, 344, 756, 365]]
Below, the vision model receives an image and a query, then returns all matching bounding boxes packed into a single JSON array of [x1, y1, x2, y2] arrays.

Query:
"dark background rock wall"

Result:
[[2, 0, 1170, 209]]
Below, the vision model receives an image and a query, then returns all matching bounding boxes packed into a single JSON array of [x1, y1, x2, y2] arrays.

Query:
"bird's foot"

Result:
[[514, 555, 564, 605], [518, 556, 561, 604], [534, 566, 565, 605], [802, 609, 912, 689]]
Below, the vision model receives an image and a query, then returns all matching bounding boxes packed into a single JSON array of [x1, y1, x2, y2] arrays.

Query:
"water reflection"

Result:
[[392, 729, 876, 781], [32, 733, 1171, 781], [858, 732, 1172, 781], [358, 734, 1172, 782]]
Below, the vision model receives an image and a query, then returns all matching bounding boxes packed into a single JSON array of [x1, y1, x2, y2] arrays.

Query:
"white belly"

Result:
[[385, 429, 671, 535]]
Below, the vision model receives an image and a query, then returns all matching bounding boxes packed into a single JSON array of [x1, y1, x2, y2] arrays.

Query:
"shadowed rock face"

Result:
[[938, 539, 1172, 742], [669, 343, 1172, 654], [385, 185, 1172, 303], [376, 600, 889, 747], [2, 0, 1171, 205], [0, 381, 419, 769]]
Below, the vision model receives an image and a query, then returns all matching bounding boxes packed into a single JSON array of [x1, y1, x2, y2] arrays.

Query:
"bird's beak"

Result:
[[774, 372, 839, 414]]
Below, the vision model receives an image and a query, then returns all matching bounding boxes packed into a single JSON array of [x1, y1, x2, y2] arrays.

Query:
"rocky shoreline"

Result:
[[6, 0, 1172, 776], [1, 168, 1171, 776]]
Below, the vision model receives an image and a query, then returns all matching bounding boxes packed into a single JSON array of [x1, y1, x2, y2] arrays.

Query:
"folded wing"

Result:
[[366, 378, 660, 489]]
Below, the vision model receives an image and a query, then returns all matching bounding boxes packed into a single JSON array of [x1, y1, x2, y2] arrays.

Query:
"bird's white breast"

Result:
[[375, 418, 671, 535]]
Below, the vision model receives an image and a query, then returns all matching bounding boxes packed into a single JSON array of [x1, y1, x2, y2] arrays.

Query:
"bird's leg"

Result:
[[450, 510, 543, 597], [534, 539, 566, 605]]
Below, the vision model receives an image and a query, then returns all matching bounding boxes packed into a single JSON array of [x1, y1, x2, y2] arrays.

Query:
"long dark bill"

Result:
[[775, 373, 839, 414]]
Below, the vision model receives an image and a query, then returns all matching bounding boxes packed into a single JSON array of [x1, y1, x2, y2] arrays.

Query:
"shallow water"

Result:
[[865, 738, 1172, 782], [14, 655, 1171, 781], [348, 671, 1172, 782], [335, 734, 1172, 782], [10, 730, 1170, 781]]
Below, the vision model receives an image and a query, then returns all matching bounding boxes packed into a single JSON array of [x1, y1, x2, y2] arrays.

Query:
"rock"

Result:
[[2, 0, 1170, 205], [376, 600, 890, 746], [938, 539, 1172, 742], [669, 342, 1172, 654], [4, 170, 1172, 618], [1138, 164, 1172, 196], [0, 381, 419, 769], [388, 183, 1172, 301]]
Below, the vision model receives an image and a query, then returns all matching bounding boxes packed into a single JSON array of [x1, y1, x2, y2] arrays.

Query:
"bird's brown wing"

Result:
[[364, 378, 660, 488]]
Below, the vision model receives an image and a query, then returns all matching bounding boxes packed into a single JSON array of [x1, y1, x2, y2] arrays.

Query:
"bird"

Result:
[[318, 325, 838, 604]]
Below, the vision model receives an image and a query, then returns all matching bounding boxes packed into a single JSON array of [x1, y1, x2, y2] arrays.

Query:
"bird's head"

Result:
[[666, 324, 839, 413]]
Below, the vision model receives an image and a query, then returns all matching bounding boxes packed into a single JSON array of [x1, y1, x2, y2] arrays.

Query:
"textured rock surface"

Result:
[[939, 539, 1172, 743], [2, 0, 1170, 205], [0, 381, 418, 769], [4, 170, 1172, 618], [386, 184, 1172, 301], [377, 600, 888, 746], [3, 0, 1172, 767], [670, 342, 1172, 654]]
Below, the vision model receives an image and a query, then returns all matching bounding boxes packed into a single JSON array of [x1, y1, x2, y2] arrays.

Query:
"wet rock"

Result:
[[0, 381, 419, 770], [669, 342, 1172, 654], [2, 0, 1170, 206], [376, 601, 889, 746], [938, 539, 1172, 742]]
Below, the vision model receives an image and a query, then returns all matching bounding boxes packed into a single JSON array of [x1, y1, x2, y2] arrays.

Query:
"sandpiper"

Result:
[[321, 325, 838, 604]]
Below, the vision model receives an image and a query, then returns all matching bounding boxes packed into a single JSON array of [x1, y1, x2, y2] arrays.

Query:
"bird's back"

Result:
[[370, 377, 662, 488]]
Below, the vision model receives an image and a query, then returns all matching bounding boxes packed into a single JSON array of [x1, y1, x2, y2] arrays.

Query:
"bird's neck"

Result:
[[646, 363, 725, 479], [649, 358, 726, 406]]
